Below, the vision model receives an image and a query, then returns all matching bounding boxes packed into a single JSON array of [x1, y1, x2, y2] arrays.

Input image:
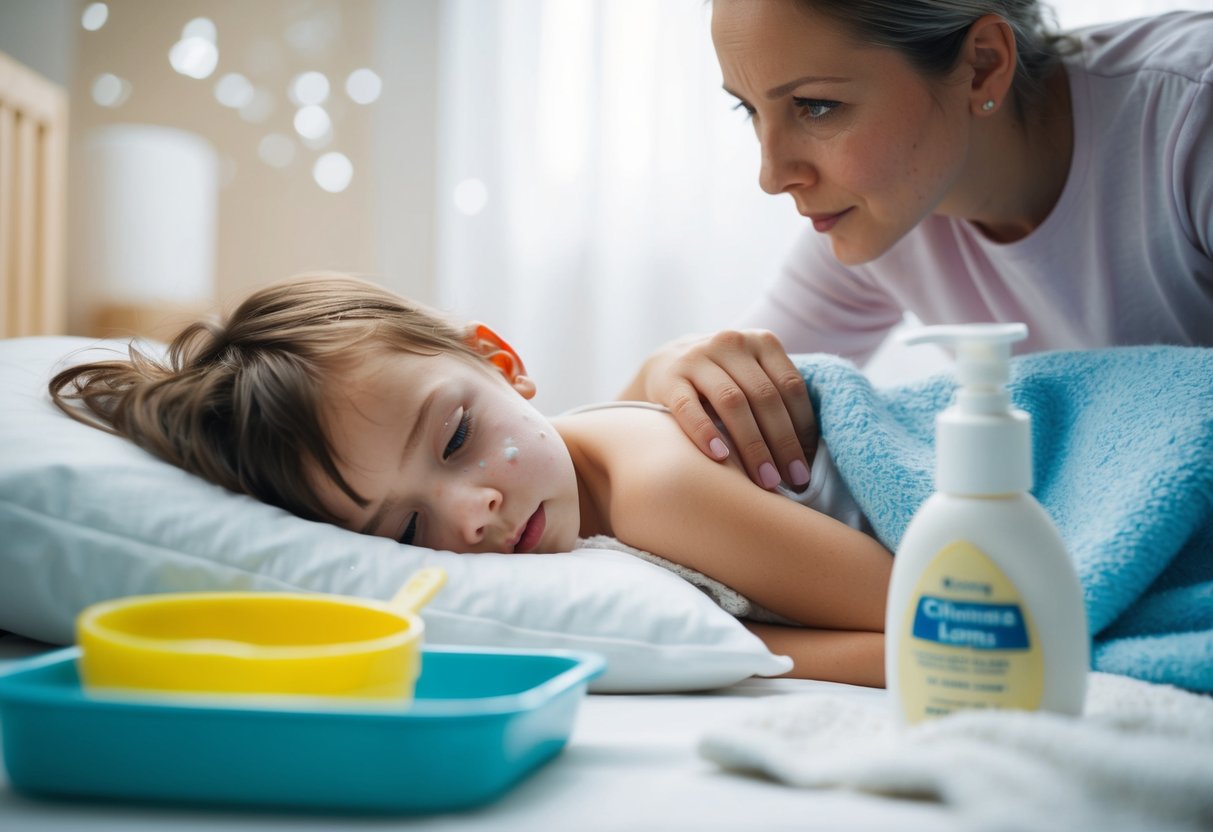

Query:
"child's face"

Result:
[[310, 349, 581, 554]]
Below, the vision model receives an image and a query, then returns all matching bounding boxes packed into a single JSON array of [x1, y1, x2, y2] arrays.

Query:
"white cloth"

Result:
[[699, 672, 1213, 832], [738, 12, 1213, 364], [776, 439, 871, 537]]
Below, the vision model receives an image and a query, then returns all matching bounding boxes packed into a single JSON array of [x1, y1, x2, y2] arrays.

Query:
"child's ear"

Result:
[[465, 322, 536, 399]]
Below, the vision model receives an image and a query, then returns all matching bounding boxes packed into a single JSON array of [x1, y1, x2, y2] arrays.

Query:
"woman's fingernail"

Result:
[[789, 459, 810, 486], [759, 462, 781, 489], [709, 438, 729, 460]]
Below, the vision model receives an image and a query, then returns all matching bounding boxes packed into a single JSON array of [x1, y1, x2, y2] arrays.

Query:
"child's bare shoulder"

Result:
[[553, 402, 748, 494], [554, 403, 682, 460]]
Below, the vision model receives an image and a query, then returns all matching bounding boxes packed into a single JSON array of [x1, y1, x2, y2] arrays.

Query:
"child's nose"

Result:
[[456, 485, 503, 546]]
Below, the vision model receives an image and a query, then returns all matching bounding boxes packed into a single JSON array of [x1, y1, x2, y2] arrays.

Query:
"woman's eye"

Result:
[[399, 513, 418, 546], [793, 98, 840, 120], [443, 410, 472, 460]]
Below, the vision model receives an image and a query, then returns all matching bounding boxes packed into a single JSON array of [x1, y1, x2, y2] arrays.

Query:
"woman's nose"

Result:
[[758, 123, 815, 196]]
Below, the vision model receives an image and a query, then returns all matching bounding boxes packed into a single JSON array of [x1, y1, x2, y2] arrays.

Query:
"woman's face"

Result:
[[712, 0, 973, 265], [310, 349, 581, 555]]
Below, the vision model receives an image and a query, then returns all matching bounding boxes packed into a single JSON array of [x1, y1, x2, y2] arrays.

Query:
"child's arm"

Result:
[[609, 414, 891, 633], [561, 407, 892, 683], [745, 623, 885, 688]]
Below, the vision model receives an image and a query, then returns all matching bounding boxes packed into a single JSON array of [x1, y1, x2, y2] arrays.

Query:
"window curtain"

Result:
[[435, 0, 1210, 415], [435, 0, 803, 414]]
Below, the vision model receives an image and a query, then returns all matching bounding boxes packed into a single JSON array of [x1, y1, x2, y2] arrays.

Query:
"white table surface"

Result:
[[0, 634, 966, 832]]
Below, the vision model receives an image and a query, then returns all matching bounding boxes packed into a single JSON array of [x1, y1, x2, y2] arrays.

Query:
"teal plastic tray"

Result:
[[0, 645, 604, 813]]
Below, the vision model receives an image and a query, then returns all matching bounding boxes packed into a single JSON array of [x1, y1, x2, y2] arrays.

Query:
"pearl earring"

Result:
[[982, 99, 996, 112]]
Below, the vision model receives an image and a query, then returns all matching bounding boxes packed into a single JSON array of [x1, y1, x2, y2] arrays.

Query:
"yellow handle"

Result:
[[389, 567, 447, 614]]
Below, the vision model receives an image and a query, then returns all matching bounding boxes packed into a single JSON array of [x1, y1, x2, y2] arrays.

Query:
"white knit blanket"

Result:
[[700, 672, 1213, 832]]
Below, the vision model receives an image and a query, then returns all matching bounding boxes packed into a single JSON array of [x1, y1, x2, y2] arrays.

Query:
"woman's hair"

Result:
[[800, 0, 1072, 119], [49, 274, 478, 525]]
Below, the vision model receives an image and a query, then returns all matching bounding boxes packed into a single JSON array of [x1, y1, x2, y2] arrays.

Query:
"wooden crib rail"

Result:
[[0, 49, 67, 338]]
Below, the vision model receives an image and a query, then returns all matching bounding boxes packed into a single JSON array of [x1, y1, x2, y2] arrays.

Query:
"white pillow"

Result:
[[0, 336, 791, 692]]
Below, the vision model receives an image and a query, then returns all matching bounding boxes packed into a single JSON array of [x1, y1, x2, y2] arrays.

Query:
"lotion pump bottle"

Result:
[[886, 323, 1088, 725]]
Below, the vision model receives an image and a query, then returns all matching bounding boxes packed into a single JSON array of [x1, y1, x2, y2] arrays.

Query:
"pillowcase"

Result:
[[0, 336, 792, 692]]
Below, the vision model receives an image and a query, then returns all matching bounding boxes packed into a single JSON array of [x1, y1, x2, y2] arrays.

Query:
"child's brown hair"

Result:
[[49, 274, 479, 524]]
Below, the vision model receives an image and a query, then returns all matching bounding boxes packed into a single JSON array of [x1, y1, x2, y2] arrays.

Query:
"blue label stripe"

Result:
[[911, 596, 1029, 650]]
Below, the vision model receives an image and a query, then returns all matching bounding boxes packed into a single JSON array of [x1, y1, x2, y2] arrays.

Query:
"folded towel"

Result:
[[699, 672, 1213, 832], [795, 346, 1213, 692]]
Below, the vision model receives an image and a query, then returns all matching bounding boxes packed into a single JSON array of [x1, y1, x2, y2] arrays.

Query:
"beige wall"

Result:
[[62, 0, 438, 336]]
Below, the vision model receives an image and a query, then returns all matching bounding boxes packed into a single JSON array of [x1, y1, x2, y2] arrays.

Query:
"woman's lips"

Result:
[[514, 504, 546, 554], [809, 207, 852, 233]]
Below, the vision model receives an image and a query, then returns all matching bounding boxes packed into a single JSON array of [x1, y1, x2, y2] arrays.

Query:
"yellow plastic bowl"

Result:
[[75, 569, 447, 702]]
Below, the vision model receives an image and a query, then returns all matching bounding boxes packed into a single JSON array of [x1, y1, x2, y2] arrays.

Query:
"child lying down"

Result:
[[50, 274, 893, 687]]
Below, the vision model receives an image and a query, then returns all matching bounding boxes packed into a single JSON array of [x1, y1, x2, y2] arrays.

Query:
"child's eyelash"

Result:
[[443, 410, 472, 460], [399, 513, 417, 545], [399, 410, 473, 545]]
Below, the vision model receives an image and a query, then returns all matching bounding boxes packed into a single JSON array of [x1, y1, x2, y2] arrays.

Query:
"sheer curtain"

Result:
[[435, 0, 1211, 414], [435, 0, 802, 414]]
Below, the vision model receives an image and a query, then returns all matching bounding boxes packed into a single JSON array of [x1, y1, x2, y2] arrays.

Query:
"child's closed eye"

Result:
[[444, 410, 472, 459], [399, 513, 418, 545]]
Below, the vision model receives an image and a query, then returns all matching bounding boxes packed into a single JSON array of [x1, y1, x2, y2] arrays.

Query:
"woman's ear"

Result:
[[465, 322, 536, 399], [963, 14, 1017, 116]]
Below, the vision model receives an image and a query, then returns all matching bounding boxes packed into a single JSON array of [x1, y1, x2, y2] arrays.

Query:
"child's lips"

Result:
[[513, 504, 546, 554]]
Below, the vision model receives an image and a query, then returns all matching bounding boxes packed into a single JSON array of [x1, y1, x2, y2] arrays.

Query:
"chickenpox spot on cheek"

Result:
[[503, 437, 520, 463], [478, 460, 486, 469]]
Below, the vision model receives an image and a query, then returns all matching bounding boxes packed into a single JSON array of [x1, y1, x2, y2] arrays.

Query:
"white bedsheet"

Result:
[[0, 634, 965, 832]]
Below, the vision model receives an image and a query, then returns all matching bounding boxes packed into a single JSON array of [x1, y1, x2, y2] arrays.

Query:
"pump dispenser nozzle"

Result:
[[903, 323, 1027, 389], [901, 323, 1031, 496]]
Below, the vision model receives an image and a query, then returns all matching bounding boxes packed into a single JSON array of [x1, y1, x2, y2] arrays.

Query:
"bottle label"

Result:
[[898, 540, 1042, 723]]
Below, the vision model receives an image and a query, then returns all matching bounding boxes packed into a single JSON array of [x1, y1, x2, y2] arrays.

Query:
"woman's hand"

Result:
[[621, 330, 818, 489]]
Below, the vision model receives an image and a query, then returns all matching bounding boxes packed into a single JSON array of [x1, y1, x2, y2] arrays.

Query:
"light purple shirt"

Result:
[[738, 12, 1213, 363]]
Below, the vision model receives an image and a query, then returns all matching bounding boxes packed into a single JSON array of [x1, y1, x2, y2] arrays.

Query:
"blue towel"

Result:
[[795, 346, 1213, 693]]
